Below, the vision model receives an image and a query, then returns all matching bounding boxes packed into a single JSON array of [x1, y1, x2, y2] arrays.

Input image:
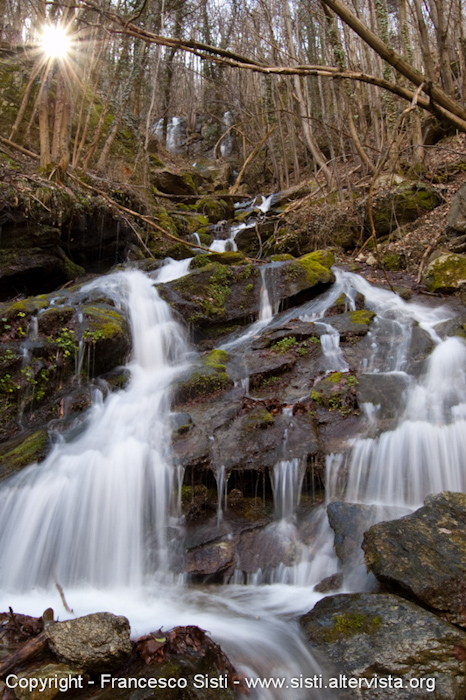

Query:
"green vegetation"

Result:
[[0, 430, 49, 474], [272, 336, 298, 353], [348, 310, 375, 325]]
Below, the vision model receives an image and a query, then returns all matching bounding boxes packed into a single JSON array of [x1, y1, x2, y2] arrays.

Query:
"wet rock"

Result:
[[363, 492, 466, 627], [185, 537, 238, 577], [81, 304, 131, 375], [327, 502, 379, 573], [423, 251, 466, 293], [45, 612, 132, 672], [301, 592, 466, 699], [314, 572, 344, 593], [356, 372, 410, 419], [97, 626, 236, 700], [172, 350, 233, 404], [0, 248, 83, 300], [236, 522, 305, 573]]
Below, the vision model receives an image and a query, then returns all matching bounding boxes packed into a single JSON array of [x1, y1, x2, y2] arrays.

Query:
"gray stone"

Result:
[[363, 492, 466, 627], [45, 612, 132, 672], [301, 592, 466, 699], [447, 181, 466, 234]]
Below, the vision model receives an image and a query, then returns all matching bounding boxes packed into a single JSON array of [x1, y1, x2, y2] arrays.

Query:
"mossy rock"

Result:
[[0, 429, 49, 480], [270, 253, 295, 261], [172, 349, 233, 404], [151, 169, 198, 196], [158, 261, 261, 339], [347, 310, 375, 325], [37, 306, 75, 334], [81, 305, 131, 374], [311, 371, 358, 415], [367, 183, 443, 237], [194, 197, 229, 223], [277, 250, 335, 302], [383, 253, 404, 271], [423, 251, 466, 293], [0, 295, 50, 322], [190, 251, 247, 269]]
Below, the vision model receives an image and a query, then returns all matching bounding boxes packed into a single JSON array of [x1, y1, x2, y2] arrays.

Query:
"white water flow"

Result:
[[273, 457, 305, 521], [0, 262, 333, 699], [209, 222, 248, 253]]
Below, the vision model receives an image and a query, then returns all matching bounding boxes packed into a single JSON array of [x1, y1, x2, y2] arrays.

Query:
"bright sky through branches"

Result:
[[41, 24, 71, 60]]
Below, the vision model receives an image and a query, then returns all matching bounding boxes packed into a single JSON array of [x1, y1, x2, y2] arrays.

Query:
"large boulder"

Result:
[[363, 492, 466, 627], [301, 592, 466, 699], [365, 182, 443, 237], [423, 251, 466, 293], [45, 612, 132, 672]]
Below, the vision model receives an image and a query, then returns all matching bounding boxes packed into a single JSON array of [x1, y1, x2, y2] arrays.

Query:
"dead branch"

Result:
[[0, 136, 39, 160], [0, 632, 47, 679]]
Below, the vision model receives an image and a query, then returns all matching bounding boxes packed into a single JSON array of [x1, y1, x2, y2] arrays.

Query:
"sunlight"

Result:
[[41, 24, 71, 60]]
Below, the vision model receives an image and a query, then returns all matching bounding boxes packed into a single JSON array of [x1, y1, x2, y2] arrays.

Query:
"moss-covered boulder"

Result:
[[172, 350, 233, 404], [151, 168, 198, 196], [81, 304, 131, 375], [301, 593, 466, 699], [423, 251, 466, 293], [157, 261, 261, 340], [194, 196, 230, 223], [277, 250, 335, 302], [366, 182, 443, 237]]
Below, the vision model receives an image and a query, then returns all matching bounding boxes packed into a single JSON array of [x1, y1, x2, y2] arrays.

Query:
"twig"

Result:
[[55, 582, 74, 614]]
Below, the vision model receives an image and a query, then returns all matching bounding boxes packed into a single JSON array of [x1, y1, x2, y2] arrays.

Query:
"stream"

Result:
[[0, 223, 464, 697]]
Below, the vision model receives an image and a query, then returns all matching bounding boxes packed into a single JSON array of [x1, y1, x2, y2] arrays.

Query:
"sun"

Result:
[[41, 24, 71, 60]]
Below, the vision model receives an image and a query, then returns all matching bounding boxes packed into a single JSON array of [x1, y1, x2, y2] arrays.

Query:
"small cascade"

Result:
[[209, 222, 248, 253], [215, 464, 228, 526], [27, 316, 38, 340], [220, 111, 234, 157], [190, 232, 201, 247], [272, 457, 305, 522], [156, 257, 192, 283]]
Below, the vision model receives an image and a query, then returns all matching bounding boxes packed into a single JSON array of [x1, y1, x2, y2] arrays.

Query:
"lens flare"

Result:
[[41, 24, 71, 60]]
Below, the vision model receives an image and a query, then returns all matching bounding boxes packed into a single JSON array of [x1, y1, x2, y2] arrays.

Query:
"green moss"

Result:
[[320, 612, 383, 643], [63, 256, 85, 280], [244, 284, 253, 294], [348, 310, 375, 325], [384, 253, 403, 271], [82, 307, 123, 340], [244, 406, 274, 430], [194, 196, 228, 222], [174, 349, 232, 403], [0, 297, 49, 322], [424, 253, 466, 293], [271, 254, 294, 261], [285, 250, 334, 287], [0, 429, 48, 475], [191, 252, 246, 269]]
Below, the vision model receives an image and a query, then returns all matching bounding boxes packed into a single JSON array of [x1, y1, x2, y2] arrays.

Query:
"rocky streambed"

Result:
[[1, 192, 466, 697]]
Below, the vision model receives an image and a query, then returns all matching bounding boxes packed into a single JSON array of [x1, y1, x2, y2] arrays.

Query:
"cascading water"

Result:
[[1, 257, 465, 697]]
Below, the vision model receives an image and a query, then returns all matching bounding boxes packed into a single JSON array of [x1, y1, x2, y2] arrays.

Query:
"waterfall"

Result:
[[0, 270, 191, 590], [1, 259, 464, 698]]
